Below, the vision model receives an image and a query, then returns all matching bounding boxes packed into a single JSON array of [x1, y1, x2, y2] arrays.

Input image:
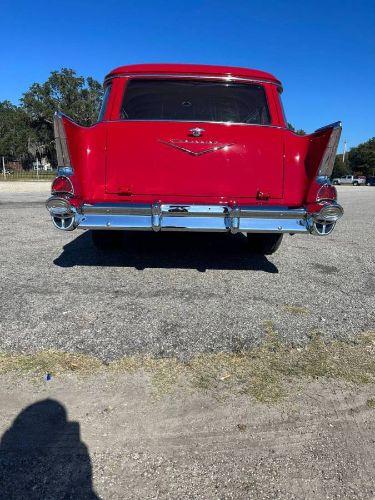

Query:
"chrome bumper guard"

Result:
[[46, 199, 343, 235]]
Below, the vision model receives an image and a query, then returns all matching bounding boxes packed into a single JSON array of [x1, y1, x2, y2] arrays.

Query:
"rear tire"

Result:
[[333, 180, 339, 185], [353, 181, 359, 186], [246, 233, 283, 255], [91, 230, 123, 250]]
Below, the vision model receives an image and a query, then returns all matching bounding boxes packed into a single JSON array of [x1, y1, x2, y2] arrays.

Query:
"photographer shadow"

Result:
[[0, 399, 99, 499], [54, 231, 279, 273]]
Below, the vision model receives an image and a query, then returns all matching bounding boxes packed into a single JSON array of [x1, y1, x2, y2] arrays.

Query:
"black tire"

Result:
[[246, 233, 283, 255], [353, 181, 359, 186], [91, 230, 123, 250], [333, 180, 339, 185]]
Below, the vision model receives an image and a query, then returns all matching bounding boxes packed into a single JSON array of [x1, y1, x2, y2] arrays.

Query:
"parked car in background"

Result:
[[332, 175, 366, 186], [46, 63, 344, 254], [365, 176, 375, 186]]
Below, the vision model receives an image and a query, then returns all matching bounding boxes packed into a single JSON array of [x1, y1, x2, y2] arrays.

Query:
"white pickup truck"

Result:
[[332, 175, 366, 186]]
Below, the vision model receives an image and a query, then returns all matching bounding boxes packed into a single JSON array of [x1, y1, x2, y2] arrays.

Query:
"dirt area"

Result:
[[0, 371, 374, 499], [1, 332, 375, 499]]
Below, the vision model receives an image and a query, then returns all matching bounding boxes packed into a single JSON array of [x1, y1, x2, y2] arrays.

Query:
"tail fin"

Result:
[[53, 112, 84, 200], [306, 121, 342, 178], [54, 112, 71, 168], [304, 121, 342, 208]]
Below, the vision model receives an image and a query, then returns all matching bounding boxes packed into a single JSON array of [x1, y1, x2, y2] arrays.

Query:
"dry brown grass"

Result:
[[1, 327, 374, 403], [0, 351, 102, 376], [284, 305, 310, 315]]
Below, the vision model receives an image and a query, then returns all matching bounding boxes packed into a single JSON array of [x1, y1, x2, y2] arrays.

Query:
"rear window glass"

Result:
[[121, 79, 270, 124]]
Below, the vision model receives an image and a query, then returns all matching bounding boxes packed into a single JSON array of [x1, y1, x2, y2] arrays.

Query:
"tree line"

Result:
[[332, 138, 375, 178], [0, 69, 103, 167], [287, 123, 375, 178], [0, 68, 373, 177]]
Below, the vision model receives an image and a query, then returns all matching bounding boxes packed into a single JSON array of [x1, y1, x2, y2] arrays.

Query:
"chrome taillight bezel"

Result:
[[316, 183, 337, 203]]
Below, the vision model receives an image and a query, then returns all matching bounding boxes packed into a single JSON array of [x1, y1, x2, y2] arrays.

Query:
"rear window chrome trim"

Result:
[[101, 119, 286, 129], [104, 73, 282, 89], [120, 78, 272, 125]]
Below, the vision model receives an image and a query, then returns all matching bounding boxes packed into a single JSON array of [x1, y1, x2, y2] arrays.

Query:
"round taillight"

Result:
[[51, 176, 74, 195], [316, 183, 337, 202]]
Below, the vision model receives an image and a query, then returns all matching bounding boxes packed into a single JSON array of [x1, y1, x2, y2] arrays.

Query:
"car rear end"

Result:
[[46, 64, 343, 251]]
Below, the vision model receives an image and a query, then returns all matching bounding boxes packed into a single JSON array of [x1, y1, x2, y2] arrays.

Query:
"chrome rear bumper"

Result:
[[46, 198, 342, 235], [78, 203, 309, 234]]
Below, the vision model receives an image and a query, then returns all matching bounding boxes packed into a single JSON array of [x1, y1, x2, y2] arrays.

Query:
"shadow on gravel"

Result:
[[0, 399, 100, 499], [54, 231, 278, 273]]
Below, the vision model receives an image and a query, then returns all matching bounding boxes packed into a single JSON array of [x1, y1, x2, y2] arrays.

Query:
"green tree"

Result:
[[347, 138, 375, 176], [0, 101, 35, 159], [287, 123, 306, 135], [332, 154, 350, 178], [21, 68, 103, 126], [20, 68, 103, 164]]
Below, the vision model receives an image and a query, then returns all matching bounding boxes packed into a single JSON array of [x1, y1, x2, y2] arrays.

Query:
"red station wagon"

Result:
[[46, 63, 343, 254]]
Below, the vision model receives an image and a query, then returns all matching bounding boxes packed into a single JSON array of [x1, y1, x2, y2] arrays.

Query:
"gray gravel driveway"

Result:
[[0, 187, 374, 360]]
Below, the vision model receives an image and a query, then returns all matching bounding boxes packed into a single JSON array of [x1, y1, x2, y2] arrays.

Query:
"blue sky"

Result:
[[1, 0, 374, 150]]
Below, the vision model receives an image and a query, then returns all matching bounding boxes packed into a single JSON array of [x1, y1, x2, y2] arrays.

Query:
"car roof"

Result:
[[105, 63, 281, 85]]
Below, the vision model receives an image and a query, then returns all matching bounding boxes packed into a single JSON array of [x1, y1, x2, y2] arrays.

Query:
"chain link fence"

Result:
[[0, 157, 56, 181]]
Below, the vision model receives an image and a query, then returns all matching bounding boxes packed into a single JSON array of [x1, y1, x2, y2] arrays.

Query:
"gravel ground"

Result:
[[0, 185, 375, 499], [0, 186, 374, 360], [0, 181, 50, 195]]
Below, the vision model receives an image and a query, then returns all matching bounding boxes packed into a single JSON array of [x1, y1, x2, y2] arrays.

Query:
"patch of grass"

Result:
[[284, 305, 309, 315], [0, 171, 55, 182], [0, 351, 102, 376], [367, 398, 375, 409], [110, 355, 184, 396], [0, 178, 53, 182], [1, 329, 374, 403]]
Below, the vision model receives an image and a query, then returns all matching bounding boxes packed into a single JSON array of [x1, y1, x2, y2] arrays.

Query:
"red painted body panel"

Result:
[[58, 64, 335, 210], [105, 122, 284, 199]]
